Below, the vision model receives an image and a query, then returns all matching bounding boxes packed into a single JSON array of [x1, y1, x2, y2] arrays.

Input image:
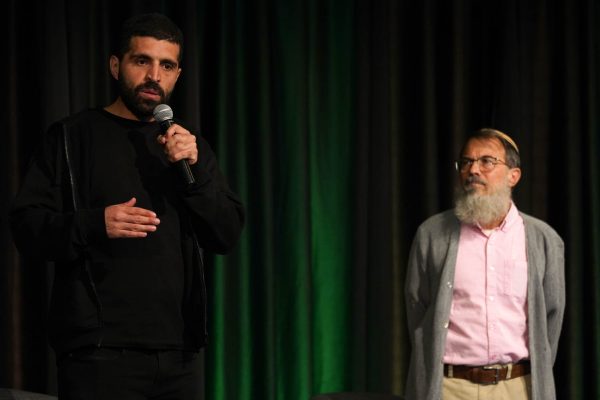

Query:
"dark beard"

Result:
[[453, 180, 512, 227], [118, 77, 170, 121]]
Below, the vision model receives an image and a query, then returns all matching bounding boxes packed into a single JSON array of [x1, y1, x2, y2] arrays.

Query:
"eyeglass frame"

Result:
[[454, 156, 510, 172]]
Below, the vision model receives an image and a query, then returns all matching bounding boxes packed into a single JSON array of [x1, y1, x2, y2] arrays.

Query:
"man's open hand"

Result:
[[105, 197, 160, 238]]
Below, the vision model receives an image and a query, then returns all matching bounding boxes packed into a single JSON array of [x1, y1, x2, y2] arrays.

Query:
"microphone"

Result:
[[153, 104, 196, 186]]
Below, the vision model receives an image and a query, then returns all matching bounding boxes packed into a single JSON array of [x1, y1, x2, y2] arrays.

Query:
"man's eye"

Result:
[[162, 63, 175, 71], [481, 157, 495, 166]]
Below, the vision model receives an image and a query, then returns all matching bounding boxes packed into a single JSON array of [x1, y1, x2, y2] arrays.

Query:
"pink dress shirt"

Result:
[[443, 203, 529, 366]]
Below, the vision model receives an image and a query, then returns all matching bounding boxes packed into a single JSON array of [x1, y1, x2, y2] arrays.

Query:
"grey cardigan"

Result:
[[404, 210, 565, 400]]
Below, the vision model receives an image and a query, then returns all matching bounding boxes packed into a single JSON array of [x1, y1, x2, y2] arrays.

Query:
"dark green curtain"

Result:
[[207, 1, 355, 398], [2, 1, 600, 399]]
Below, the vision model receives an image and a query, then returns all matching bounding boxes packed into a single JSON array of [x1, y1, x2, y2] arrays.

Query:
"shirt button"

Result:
[[444, 322, 449, 328], [447, 281, 453, 288], [489, 296, 494, 301], [490, 265, 495, 271]]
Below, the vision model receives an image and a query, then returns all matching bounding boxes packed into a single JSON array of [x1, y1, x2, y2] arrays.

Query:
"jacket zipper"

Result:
[[61, 123, 105, 347]]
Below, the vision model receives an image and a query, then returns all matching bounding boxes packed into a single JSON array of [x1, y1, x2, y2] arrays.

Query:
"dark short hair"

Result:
[[461, 128, 521, 168], [115, 13, 183, 61]]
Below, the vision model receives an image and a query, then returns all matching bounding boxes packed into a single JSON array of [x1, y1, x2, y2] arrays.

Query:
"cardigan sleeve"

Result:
[[543, 232, 566, 364], [405, 225, 432, 341], [524, 213, 566, 366]]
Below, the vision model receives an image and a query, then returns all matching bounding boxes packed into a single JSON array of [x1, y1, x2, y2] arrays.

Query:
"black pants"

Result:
[[57, 347, 203, 400]]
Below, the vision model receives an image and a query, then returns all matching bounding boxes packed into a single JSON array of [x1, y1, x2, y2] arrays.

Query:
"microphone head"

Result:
[[153, 104, 173, 122]]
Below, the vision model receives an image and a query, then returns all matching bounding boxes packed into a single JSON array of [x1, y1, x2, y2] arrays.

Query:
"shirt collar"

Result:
[[499, 201, 520, 231]]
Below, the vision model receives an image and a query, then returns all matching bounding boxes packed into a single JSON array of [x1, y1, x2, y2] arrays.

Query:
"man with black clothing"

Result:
[[10, 13, 244, 400]]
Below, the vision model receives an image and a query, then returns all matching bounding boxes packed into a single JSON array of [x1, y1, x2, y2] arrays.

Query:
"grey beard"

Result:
[[454, 184, 512, 227]]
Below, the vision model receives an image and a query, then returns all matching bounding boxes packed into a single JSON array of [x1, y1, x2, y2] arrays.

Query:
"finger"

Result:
[[106, 223, 157, 239], [119, 222, 159, 232], [163, 134, 193, 149], [118, 231, 149, 238], [167, 137, 196, 152], [108, 221, 158, 236], [126, 214, 161, 225], [175, 132, 196, 143], [108, 229, 151, 239], [163, 140, 196, 161], [166, 123, 190, 136], [112, 210, 160, 225], [126, 207, 159, 218], [163, 125, 180, 139], [163, 133, 196, 152], [174, 150, 198, 164], [166, 148, 197, 164], [168, 141, 196, 155], [107, 210, 159, 228]]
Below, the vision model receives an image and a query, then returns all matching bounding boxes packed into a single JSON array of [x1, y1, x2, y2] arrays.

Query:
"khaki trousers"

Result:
[[442, 374, 531, 400]]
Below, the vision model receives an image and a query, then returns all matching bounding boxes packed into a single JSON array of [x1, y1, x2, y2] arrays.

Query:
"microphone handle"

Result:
[[160, 119, 196, 186], [177, 159, 196, 186]]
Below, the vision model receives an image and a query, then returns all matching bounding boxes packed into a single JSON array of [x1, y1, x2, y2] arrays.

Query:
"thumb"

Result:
[[123, 197, 137, 207]]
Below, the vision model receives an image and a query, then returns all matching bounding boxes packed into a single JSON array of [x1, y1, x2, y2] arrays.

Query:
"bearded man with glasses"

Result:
[[404, 128, 565, 400]]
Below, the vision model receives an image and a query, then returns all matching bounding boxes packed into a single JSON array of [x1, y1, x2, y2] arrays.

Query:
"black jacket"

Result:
[[10, 109, 245, 356]]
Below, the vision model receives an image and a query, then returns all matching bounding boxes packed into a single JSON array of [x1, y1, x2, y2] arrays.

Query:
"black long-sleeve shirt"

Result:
[[10, 108, 244, 354]]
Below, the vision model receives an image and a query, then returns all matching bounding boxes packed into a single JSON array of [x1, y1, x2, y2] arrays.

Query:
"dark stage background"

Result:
[[2, 0, 599, 399]]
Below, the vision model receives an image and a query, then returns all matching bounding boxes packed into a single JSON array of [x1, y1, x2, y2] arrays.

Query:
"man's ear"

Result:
[[109, 56, 120, 80], [508, 167, 522, 188]]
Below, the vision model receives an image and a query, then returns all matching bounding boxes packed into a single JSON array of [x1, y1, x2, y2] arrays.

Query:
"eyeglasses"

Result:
[[455, 156, 508, 172]]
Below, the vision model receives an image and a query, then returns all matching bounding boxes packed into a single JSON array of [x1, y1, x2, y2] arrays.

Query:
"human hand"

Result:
[[104, 197, 160, 239], [156, 123, 198, 165]]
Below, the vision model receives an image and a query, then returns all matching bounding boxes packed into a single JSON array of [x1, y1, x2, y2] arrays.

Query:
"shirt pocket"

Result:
[[505, 260, 528, 298]]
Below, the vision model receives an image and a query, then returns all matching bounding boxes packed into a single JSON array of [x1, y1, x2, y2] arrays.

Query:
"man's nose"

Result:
[[146, 65, 161, 82], [467, 159, 482, 175]]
